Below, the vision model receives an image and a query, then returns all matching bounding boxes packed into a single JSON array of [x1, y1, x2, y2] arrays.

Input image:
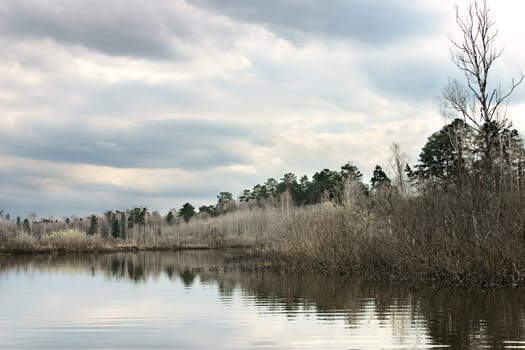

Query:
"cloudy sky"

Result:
[[1, 0, 525, 218]]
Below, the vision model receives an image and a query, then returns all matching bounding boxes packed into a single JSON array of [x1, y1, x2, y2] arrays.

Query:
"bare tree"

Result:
[[388, 143, 410, 197], [442, 0, 523, 171]]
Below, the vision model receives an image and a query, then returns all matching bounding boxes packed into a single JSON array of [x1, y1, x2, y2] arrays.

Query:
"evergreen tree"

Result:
[[178, 203, 196, 222], [311, 168, 343, 203], [111, 217, 120, 238], [264, 178, 278, 197], [414, 119, 473, 188], [370, 165, 391, 191], [119, 212, 126, 239], [87, 215, 98, 235], [252, 184, 269, 202], [296, 175, 313, 205], [23, 218, 31, 233], [216, 192, 235, 214], [341, 162, 363, 182], [239, 189, 251, 202], [198, 205, 217, 217], [166, 211, 175, 225]]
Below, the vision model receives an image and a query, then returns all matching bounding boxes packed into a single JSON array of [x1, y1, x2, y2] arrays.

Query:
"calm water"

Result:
[[0, 251, 524, 349]]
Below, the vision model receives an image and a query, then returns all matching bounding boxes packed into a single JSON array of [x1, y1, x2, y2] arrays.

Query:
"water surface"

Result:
[[0, 251, 524, 349]]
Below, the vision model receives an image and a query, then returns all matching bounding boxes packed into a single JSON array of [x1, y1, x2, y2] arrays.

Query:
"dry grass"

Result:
[[182, 190, 525, 286], [0, 230, 115, 253], [0, 215, 260, 253], [167, 209, 264, 248], [3, 187, 525, 286]]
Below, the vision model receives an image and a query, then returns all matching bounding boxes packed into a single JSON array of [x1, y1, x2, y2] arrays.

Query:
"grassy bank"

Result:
[[149, 188, 525, 287], [0, 227, 254, 254], [2, 187, 525, 287], [252, 189, 525, 287]]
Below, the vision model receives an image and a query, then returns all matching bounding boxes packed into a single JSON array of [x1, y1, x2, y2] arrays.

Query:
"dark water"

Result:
[[0, 251, 524, 349]]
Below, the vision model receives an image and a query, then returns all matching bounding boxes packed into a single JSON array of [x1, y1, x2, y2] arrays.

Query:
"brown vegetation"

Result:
[[234, 188, 525, 286], [2, 182, 525, 286]]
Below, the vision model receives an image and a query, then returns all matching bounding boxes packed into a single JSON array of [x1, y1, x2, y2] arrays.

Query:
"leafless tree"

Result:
[[442, 0, 523, 171], [388, 143, 410, 198]]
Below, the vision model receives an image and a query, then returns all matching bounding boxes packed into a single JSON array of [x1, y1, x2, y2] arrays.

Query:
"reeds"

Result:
[[0, 230, 116, 253], [172, 189, 525, 286], [2, 185, 525, 286]]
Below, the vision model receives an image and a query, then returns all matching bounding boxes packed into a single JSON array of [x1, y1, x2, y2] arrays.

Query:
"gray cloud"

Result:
[[0, 157, 254, 218], [0, 0, 194, 59], [4, 0, 519, 220], [1, 119, 267, 170], [362, 56, 451, 101], [189, 0, 443, 45], [74, 82, 206, 118], [3, 198, 106, 219]]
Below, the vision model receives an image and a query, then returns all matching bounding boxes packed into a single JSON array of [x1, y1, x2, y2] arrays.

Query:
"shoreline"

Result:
[[0, 243, 521, 289], [0, 242, 253, 255]]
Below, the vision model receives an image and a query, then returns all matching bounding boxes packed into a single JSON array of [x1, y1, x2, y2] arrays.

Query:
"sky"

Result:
[[1, 0, 525, 219]]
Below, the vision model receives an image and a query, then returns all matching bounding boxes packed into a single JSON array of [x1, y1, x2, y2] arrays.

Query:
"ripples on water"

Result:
[[0, 251, 524, 349]]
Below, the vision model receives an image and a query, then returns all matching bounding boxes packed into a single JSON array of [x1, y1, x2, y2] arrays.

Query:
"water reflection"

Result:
[[0, 251, 524, 349]]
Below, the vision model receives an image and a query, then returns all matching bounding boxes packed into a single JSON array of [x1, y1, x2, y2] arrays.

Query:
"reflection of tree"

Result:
[[420, 288, 525, 349], [165, 265, 175, 279], [127, 261, 145, 282], [110, 258, 122, 276], [217, 279, 236, 299], [1, 251, 525, 348], [0, 251, 226, 285], [225, 271, 525, 348], [179, 270, 195, 287]]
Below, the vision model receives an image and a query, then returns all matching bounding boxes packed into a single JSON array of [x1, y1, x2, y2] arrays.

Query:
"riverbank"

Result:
[[183, 193, 525, 288], [0, 229, 252, 254], [1, 238, 521, 288], [2, 188, 525, 288]]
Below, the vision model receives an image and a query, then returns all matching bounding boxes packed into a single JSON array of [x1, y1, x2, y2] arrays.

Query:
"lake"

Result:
[[0, 250, 524, 349]]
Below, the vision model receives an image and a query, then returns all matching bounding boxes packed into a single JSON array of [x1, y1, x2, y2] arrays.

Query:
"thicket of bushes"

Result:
[[2, 180, 524, 286]]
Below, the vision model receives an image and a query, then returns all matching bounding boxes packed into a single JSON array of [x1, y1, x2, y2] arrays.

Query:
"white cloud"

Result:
[[0, 0, 524, 217]]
